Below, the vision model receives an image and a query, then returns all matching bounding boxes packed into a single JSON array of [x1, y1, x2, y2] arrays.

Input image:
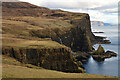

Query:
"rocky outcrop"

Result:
[[92, 55, 105, 61], [30, 14, 94, 52], [95, 36, 111, 44], [92, 45, 117, 62], [93, 32, 104, 33], [93, 44, 105, 55], [105, 51, 117, 57], [56, 16, 94, 52], [92, 51, 117, 62], [72, 51, 90, 63], [2, 46, 85, 73]]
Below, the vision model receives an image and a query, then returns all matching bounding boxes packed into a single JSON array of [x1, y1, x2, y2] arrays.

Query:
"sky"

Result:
[[2, 0, 119, 24]]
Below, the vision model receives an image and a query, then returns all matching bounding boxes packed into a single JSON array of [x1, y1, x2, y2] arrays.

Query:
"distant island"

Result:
[[91, 21, 118, 26]]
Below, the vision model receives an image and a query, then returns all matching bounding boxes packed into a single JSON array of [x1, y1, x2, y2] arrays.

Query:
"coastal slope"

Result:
[[1, 2, 110, 76], [2, 55, 116, 78]]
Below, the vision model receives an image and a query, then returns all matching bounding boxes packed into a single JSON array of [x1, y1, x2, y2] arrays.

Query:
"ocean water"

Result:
[[83, 25, 119, 77]]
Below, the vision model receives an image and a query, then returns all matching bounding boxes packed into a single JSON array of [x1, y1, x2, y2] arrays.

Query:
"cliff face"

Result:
[[2, 2, 96, 73], [53, 15, 94, 52], [2, 46, 84, 73], [2, 2, 96, 52], [30, 14, 95, 52]]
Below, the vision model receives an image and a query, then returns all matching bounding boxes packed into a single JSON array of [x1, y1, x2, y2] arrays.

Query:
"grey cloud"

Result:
[[87, 3, 117, 14], [89, 4, 117, 10], [39, 1, 117, 14], [39, 1, 90, 9]]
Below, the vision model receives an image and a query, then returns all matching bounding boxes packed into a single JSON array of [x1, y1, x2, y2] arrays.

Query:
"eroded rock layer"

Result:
[[2, 46, 85, 73]]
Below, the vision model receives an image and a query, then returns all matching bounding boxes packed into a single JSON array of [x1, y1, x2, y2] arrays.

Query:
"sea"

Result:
[[83, 25, 119, 77]]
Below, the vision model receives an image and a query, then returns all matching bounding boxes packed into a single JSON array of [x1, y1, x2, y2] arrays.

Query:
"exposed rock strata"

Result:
[[30, 14, 94, 52], [2, 46, 85, 73], [72, 52, 90, 63]]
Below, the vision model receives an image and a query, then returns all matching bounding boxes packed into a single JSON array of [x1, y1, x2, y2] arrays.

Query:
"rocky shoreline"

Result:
[[72, 43, 117, 63], [92, 51, 117, 62], [2, 2, 117, 74], [72, 51, 90, 63]]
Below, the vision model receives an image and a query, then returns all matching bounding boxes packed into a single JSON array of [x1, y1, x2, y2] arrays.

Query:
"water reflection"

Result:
[[83, 25, 118, 77]]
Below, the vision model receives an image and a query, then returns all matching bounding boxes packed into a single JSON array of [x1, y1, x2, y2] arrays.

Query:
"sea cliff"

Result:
[[2, 2, 106, 73]]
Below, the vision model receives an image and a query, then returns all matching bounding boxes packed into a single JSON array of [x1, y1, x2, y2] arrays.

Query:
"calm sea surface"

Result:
[[83, 25, 119, 77]]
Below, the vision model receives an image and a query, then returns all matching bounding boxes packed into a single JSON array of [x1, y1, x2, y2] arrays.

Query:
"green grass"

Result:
[[3, 16, 72, 29], [2, 16, 73, 49], [3, 37, 66, 48]]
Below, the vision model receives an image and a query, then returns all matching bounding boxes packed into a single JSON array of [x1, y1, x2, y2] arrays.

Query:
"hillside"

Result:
[[1, 2, 113, 78], [2, 2, 96, 51], [2, 55, 117, 78]]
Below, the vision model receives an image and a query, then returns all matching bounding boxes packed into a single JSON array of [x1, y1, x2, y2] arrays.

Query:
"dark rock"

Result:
[[92, 47, 95, 51], [95, 36, 111, 44], [93, 44, 105, 55], [50, 13, 66, 17], [72, 52, 90, 63], [92, 45, 117, 62], [2, 46, 85, 73], [93, 32, 104, 33], [92, 55, 105, 62], [76, 61, 85, 69], [105, 51, 117, 57], [100, 40, 111, 44]]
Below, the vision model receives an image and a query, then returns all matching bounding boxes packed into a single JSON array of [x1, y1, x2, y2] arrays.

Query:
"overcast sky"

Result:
[[2, 0, 119, 24]]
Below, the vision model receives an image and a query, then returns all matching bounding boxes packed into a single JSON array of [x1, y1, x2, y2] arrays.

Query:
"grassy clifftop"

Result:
[[2, 9, 94, 51], [3, 34, 85, 73], [1, 2, 108, 78], [2, 34, 65, 48]]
